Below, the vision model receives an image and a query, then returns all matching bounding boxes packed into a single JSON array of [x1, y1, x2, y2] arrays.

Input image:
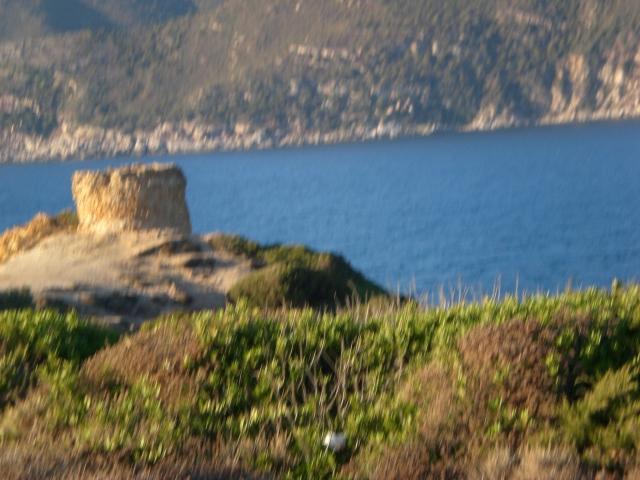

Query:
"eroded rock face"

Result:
[[72, 163, 192, 235]]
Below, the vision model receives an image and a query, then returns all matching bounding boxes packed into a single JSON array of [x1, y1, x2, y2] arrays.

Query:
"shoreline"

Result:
[[2, 113, 640, 165]]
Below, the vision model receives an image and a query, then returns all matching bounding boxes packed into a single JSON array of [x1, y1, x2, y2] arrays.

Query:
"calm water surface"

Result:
[[1, 121, 639, 296]]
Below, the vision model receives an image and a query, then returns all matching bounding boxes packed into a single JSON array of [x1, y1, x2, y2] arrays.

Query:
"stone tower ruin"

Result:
[[72, 163, 192, 235]]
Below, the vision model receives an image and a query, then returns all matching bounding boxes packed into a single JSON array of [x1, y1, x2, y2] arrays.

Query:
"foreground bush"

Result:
[[0, 289, 33, 311], [1, 286, 640, 478], [0, 309, 117, 412]]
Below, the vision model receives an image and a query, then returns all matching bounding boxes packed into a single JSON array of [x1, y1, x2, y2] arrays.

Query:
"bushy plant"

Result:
[[555, 363, 640, 471], [0, 289, 33, 311], [212, 235, 387, 309], [0, 309, 117, 412], [2, 286, 640, 478]]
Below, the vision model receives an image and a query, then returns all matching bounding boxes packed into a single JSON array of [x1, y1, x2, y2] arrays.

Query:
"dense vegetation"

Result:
[[0, 290, 33, 311], [211, 234, 386, 309], [0, 309, 117, 411], [1, 0, 639, 142], [1, 284, 640, 478]]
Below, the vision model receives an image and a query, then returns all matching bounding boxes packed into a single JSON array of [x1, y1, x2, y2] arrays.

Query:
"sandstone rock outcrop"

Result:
[[72, 163, 192, 235]]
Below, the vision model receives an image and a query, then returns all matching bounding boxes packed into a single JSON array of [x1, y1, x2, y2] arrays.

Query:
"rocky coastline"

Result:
[[3, 28, 640, 164], [1, 108, 639, 164]]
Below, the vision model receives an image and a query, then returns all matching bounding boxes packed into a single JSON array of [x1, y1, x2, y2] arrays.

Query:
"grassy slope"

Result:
[[2, 0, 640, 139], [1, 285, 639, 478]]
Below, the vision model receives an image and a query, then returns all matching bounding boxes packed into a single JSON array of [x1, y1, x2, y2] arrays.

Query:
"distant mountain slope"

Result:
[[83, 0, 196, 27], [0, 0, 107, 41], [1, 0, 640, 162], [0, 0, 195, 41]]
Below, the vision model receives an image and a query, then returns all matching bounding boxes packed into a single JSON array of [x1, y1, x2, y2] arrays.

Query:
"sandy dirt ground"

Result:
[[0, 230, 253, 329]]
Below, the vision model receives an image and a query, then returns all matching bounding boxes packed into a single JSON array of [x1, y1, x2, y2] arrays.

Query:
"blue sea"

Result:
[[1, 121, 639, 297]]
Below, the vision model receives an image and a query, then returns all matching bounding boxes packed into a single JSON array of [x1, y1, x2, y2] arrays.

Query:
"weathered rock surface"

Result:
[[72, 163, 192, 235]]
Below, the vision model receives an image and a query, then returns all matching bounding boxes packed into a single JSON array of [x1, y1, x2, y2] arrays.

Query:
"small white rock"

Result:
[[323, 432, 347, 452]]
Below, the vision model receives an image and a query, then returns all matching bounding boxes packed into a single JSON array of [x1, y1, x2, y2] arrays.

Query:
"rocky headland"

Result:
[[0, 163, 384, 329], [0, 164, 248, 329]]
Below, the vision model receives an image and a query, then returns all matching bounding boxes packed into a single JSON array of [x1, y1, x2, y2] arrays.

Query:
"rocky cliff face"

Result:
[[544, 48, 640, 123], [469, 46, 640, 130]]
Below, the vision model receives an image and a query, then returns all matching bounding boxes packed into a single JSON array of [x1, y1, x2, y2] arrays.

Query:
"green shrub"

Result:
[[2, 286, 640, 477], [0, 302, 432, 475], [213, 235, 387, 309], [0, 289, 33, 311], [555, 363, 640, 470], [0, 309, 117, 411], [209, 234, 263, 259]]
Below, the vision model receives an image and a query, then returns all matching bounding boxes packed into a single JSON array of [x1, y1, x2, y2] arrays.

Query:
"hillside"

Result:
[[1, 286, 640, 478], [0, 0, 196, 41], [1, 0, 640, 162]]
